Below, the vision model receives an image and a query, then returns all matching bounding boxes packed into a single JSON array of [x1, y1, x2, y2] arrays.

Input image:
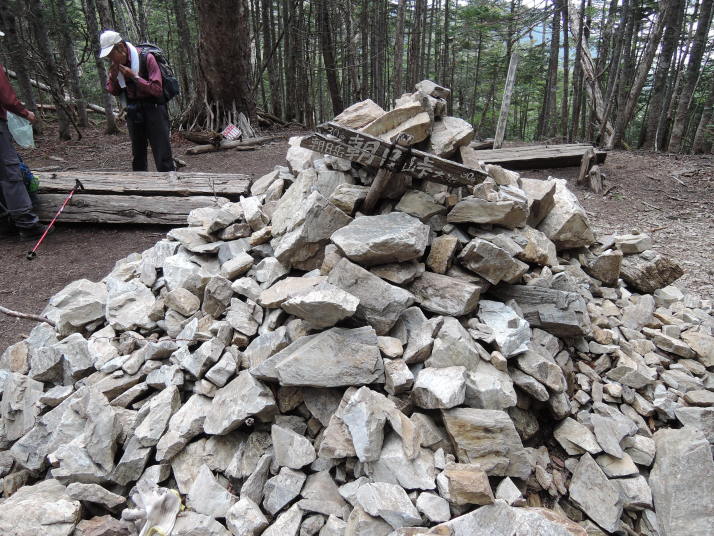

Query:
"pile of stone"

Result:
[[0, 82, 712, 536]]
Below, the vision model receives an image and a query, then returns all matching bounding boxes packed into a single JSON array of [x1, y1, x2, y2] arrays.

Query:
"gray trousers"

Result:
[[126, 102, 175, 172], [0, 119, 38, 228]]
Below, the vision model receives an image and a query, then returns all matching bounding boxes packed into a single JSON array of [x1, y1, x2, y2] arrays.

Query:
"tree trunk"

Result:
[[608, 0, 671, 149], [494, 52, 519, 149], [668, 0, 713, 152], [537, 0, 561, 139], [262, 0, 282, 119], [96, 0, 114, 29], [392, 0, 407, 99], [406, 0, 426, 89], [172, 0, 194, 103], [640, 0, 684, 149], [317, 0, 343, 116], [186, 0, 255, 130], [561, 1, 569, 137], [691, 75, 714, 153], [83, 0, 119, 134], [569, 0, 586, 141], [27, 0, 72, 140], [56, 0, 89, 127]]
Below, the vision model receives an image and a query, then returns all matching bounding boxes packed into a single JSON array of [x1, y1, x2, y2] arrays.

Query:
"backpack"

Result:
[[135, 43, 180, 104]]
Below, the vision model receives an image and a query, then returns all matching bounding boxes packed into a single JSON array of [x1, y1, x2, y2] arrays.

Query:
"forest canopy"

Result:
[[0, 0, 712, 153]]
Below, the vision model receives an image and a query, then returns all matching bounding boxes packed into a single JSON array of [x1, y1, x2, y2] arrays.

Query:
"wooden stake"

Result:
[[577, 147, 596, 186], [494, 52, 519, 150]]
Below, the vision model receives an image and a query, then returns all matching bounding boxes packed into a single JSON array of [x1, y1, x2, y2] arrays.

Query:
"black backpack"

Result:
[[135, 43, 180, 104]]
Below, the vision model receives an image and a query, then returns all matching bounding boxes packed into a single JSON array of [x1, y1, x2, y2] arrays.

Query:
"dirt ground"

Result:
[[0, 122, 712, 352]]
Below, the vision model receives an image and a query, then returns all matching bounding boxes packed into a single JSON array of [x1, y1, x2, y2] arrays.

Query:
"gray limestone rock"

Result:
[[553, 417, 602, 456], [43, 279, 107, 336], [172, 511, 233, 536], [426, 234, 458, 274], [227, 497, 269, 536], [66, 482, 126, 510], [370, 261, 424, 286], [251, 326, 383, 387], [407, 272, 481, 316], [458, 238, 528, 285], [391, 307, 439, 364], [133, 385, 181, 447], [328, 258, 414, 335], [416, 492, 450, 523], [1, 373, 44, 442], [448, 189, 528, 230], [426, 317, 483, 371], [330, 212, 429, 266], [464, 360, 517, 410], [384, 358, 414, 395], [226, 298, 262, 337], [259, 276, 327, 308], [205, 350, 238, 387], [369, 432, 436, 490], [0, 479, 81, 536], [432, 502, 585, 536], [412, 366, 467, 409], [520, 177, 556, 227], [569, 453, 623, 533], [176, 339, 225, 379], [202, 275, 234, 317], [155, 394, 213, 461], [243, 327, 291, 369], [650, 427, 714, 536], [203, 371, 278, 434], [105, 278, 157, 332], [537, 178, 595, 250], [281, 284, 359, 329], [426, 116, 475, 157], [509, 368, 549, 402], [442, 408, 531, 478], [617, 475, 653, 511], [334, 98, 386, 128], [263, 467, 307, 515], [165, 287, 200, 316], [438, 462, 494, 506], [272, 424, 317, 469], [355, 482, 422, 529], [263, 504, 304, 536], [343, 506, 392, 536], [515, 348, 565, 392], [477, 300, 530, 357], [187, 464, 237, 518], [395, 190, 446, 222]]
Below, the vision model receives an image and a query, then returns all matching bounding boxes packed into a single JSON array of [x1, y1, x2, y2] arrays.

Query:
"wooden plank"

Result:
[[303, 122, 487, 187], [35, 193, 229, 225], [494, 52, 519, 149], [36, 171, 251, 199], [461, 144, 607, 170]]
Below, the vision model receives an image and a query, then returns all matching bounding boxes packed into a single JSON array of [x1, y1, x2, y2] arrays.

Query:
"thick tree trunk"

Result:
[[262, 0, 282, 119], [317, 0, 343, 116], [406, 0, 426, 89], [561, 1, 569, 137], [189, 0, 256, 130], [641, 0, 684, 149], [84, 0, 119, 134], [691, 76, 714, 153], [172, 0, 194, 102], [668, 0, 713, 152], [392, 0, 407, 99], [608, 0, 670, 149], [28, 0, 72, 140], [569, 0, 586, 141], [56, 0, 89, 127], [537, 0, 561, 139]]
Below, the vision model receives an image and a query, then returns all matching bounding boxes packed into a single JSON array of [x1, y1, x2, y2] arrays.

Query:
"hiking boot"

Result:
[[0, 217, 17, 237], [18, 223, 52, 241]]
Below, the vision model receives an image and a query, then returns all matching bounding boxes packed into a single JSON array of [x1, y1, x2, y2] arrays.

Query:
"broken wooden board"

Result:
[[300, 121, 487, 188], [36, 171, 251, 200], [35, 193, 229, 225], [460, 143, 607, 170]]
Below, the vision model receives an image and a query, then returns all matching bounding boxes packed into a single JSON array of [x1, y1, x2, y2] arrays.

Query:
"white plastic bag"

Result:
[[7, 111, 35, 148]]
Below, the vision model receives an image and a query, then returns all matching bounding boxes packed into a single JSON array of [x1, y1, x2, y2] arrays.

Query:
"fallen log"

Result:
[[180, 130, 223, 146], [185, 134, 287, 155], [36, 103, 109, 116], [35, 193, 230, 225], [36, 171, 251, 199], [5, 68, 119, 118], [461, 143, 607, 170]]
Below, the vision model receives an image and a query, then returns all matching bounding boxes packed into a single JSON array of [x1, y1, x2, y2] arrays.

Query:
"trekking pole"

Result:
[[26, 179, 84, 260]]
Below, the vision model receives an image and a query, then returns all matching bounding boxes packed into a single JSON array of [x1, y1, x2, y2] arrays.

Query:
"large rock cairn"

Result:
[[0, 81, 712, 536]]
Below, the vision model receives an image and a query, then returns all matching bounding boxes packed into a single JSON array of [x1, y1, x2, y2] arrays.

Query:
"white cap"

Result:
[[0, 31, 5, 38], [99, 30, 122, 58]]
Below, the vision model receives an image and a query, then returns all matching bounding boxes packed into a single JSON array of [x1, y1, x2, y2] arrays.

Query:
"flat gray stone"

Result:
[[187, 464, 237, 518], [263, 467, 307, 515], [331, 212, 429, 266], [272, 424, 316, 469], [569, 453, 623, 533], [412, 366, 467, 409], [203, 371, 277, 435], [328, 258, 414, 335], [477, 300, 530, 357], [66, 482, 126, 509], [281, 284, 359, 329], [442, 408, 530, 478], [355, 482, 421, 529], [650, 426, 714, 536], [407, 272, 481, 316], [0, 479, 81, 536]]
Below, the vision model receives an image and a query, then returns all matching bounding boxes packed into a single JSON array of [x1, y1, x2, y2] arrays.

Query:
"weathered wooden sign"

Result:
[[300, 122, 487, 188]]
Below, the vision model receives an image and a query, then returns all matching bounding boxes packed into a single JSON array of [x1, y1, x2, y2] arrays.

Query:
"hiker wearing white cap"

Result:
[[0, 30, 49, 240], [100, 30, 175, 172]]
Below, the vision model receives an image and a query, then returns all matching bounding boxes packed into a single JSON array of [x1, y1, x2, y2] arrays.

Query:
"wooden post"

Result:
[[494, 52, 519, 150], [577, 147, 596, 186], [362, 133, 414, 213]]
